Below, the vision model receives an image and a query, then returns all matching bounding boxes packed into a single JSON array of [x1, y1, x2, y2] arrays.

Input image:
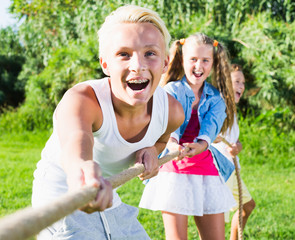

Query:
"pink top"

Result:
[[160, 108, 218, 175]]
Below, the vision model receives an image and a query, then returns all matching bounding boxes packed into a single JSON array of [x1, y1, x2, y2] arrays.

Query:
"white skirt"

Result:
[[139, 172, 236, 216]]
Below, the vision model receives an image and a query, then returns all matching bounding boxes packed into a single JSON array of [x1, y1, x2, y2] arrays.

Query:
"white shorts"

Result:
[[139, 172, 236, 216]]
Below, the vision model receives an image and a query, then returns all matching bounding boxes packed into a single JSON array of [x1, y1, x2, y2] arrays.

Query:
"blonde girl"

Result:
[[140, 33, 236, 240]]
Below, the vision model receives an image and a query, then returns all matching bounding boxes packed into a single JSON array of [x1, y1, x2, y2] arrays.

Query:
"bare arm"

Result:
[[137, 94, 185, 180], [56, 84, 112, 213]]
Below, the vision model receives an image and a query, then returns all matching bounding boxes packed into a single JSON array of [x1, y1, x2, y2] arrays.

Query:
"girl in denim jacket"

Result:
[[140, 33, 237, 240]]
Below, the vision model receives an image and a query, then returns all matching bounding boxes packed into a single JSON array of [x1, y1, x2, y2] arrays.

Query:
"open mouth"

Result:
[[126, 79, 149, 91], [235, 91, 241, 98], [193, 71, 203, 78]]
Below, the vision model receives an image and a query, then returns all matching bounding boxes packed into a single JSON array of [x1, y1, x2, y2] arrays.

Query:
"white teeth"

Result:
[[194, 71, 203, 75], [127, 79, 148, 84]]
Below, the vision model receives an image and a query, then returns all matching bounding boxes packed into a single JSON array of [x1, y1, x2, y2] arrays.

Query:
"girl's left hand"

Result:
[[227, 142, 241, 157], [213, 135, 223, 143], [136, 147, 159, 181]]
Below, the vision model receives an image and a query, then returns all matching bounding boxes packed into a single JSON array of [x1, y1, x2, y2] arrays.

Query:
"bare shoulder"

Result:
[[58, 83, 99, 111], [67, 83, 97, 100], [166, 93, 184, 132], [56, 83, 102, 131]]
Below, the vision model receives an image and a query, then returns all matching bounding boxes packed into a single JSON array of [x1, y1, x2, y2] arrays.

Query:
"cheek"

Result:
[[232, 82, 237, 89], [183, 62, 193, 73], [151, 59, 164, 71]]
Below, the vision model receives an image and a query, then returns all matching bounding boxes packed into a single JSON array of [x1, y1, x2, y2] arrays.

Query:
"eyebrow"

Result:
[[116, 44, 161, 51]]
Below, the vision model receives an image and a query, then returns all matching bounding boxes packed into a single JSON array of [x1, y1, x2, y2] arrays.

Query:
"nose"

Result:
[[129, 53, 146, 72], [194, 59, 202, 69]]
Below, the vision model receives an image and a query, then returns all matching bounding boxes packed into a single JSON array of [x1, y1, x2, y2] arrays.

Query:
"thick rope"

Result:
[[221, 138, 243, 240], [0, 150, 179, 240]]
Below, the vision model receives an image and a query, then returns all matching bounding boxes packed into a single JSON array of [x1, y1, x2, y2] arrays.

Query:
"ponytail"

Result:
[[212, 41, 236, 133], [161, 39, 185, 87]]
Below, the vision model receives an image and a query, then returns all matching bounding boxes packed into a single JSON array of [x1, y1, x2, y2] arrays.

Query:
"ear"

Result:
[[100, 57, 110, 76], [162, 55, 170, 74]]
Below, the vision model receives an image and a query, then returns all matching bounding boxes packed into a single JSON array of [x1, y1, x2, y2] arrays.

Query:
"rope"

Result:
[[221, 138, 243, 240], [0, 150, 179, 240]]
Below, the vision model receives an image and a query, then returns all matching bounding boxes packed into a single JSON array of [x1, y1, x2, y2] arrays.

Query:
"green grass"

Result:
[[118, 164, 295, 240], [0, 126, 294, 239], [0, 130, 51, 216]]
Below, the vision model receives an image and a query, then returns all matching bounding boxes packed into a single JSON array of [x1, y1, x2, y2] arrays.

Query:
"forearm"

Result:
[[195, 139, 208, 153], [60, 130, 94, 173], [154, 139, 169, 156]]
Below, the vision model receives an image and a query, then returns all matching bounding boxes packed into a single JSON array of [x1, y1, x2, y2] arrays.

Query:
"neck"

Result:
[[111, 92, 152, 119]]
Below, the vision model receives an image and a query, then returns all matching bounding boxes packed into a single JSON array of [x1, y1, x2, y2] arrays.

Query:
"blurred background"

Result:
[[0, 0, 294, 132]]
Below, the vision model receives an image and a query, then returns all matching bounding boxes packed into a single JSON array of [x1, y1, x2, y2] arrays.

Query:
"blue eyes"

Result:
[[145, 51, 155, 57], [117, 51, 156, 58], [118, 52, 129, 57], [190, 58, 209, 63]]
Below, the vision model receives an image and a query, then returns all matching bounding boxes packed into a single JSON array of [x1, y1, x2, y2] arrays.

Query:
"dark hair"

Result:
[[231, 63, 243, 72]]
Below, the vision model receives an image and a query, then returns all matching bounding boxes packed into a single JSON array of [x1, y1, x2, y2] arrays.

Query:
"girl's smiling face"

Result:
[[182, 43, 213, 88], [231, 70, 245, 103], [100, 22, 168, 107]]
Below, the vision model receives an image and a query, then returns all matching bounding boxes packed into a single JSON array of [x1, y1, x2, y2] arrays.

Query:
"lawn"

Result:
[[0, 127, 294, 239]]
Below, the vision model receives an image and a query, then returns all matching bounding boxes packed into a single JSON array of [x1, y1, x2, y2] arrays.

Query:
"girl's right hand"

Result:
[[182, 140, 208, 158], [66, 160, 113, 213]]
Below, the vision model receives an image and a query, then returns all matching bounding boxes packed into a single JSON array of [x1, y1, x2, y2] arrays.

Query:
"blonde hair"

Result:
[[98, 5, 171, 58], [162, 33, 236, 133]]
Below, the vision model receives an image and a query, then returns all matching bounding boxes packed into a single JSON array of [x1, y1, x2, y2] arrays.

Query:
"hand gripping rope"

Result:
[[221, 137, 243, 240], [0, 150, 179, 240]]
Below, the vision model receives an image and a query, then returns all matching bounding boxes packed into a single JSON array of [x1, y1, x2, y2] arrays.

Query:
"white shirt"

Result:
[[32, 78, 169, 210]]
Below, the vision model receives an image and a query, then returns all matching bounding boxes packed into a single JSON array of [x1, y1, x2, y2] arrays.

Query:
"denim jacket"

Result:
[[163, 76, 235, 182]]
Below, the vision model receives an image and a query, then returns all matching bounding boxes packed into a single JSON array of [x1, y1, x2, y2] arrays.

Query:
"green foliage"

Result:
[[0, 27, 25, 108], [29, 37, 101, 105], [0, 27, 23, 56], [0, 0, 294, 130], [231, 12, 295, 115], [0, 55, 25, 108], [238, 111, 295, 168]]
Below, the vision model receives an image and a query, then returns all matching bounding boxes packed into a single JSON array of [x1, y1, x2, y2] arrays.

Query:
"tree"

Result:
[[0, 27, 25, 109], [1, 0, 294, 131]]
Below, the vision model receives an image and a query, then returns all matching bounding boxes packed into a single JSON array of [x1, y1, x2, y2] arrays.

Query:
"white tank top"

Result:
[[87, 78, 169, 177], [33, 78, 169, 209]]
